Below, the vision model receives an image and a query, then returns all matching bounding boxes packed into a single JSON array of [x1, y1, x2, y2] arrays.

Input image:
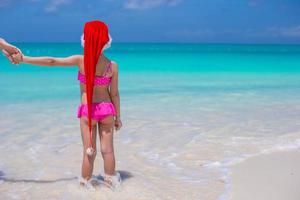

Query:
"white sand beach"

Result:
[[230, 150, 300, 200]]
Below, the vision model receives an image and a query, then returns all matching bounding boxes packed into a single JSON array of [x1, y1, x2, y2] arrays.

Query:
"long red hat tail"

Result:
[[83, 21, 109, 153]]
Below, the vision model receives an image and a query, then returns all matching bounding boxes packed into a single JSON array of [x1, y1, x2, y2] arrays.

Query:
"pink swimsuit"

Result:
[[77, 61, 117, 121]]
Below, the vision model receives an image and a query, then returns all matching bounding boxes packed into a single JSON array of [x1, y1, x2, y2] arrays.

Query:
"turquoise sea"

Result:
[[1, 43, 300, 199]]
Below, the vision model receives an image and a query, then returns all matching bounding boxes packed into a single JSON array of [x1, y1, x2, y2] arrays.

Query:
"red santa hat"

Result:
[[83, 20, 110, 155]]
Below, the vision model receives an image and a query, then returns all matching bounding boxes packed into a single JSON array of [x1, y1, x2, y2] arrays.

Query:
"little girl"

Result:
[[7, 20, 123, 189]]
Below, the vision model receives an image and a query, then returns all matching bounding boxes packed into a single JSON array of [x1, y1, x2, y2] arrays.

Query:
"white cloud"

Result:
[[0, 0, 182, 11], [272, 26, 300, 37], [248, 0, 261, 7], [222, 26, 300, 40], [0, 0, 40, 7], [45, 0, 71, 13], [284, 26, 300, 37], [0, 0, 12, 7], [167, 29, 216, 39], [166, 26, 300, 41], [228, 26, 300, 38], [124, 0, 182, 10]]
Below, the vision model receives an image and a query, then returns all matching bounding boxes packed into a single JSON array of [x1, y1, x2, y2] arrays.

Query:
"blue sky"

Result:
[[0, 0, 300, 43]]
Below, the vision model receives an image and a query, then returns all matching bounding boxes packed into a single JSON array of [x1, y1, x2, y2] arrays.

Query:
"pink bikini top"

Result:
[[78, 61, 112, 86]]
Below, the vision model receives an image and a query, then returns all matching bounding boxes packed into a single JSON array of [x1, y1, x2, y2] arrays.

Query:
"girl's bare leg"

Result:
[[98, 116, 115, 175], [80, 117, 97, 183]]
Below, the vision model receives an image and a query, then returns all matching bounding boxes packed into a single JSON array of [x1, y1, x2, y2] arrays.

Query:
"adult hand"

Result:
[[2, 49, 15, 63], [2, 49, 22, 64], [0, 39, 22, 64], [0, 39, 19, 54]]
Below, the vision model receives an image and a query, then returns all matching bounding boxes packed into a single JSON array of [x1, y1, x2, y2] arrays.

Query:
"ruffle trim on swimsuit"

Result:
[[77, 102, 116, 121]]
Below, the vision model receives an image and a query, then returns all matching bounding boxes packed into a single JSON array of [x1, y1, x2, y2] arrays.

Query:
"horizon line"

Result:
[[9, 41, 300, 45]]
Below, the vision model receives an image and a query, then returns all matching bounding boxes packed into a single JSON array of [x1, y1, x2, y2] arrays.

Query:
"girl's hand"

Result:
[[115, 118, 122, 131], [11, 52, 23, 63]]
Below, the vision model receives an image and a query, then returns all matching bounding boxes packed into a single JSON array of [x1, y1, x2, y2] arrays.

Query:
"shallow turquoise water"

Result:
[[1, 43, 300, 73], [0, 43, 300, 199], [0, 43, 300, 104]]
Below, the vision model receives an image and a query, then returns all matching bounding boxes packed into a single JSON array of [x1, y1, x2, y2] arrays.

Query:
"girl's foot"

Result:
[[104, 171, 122, 190], [79, 176, 89, 187], [79, 176, 99, 188]]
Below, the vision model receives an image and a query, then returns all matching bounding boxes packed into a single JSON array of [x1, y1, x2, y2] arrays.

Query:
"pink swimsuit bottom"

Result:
[[77, 61, 116, 121], [77, 102, 116, 121]]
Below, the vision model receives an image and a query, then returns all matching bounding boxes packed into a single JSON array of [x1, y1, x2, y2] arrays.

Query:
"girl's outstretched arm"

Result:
[[12, 53, 81, 67]]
